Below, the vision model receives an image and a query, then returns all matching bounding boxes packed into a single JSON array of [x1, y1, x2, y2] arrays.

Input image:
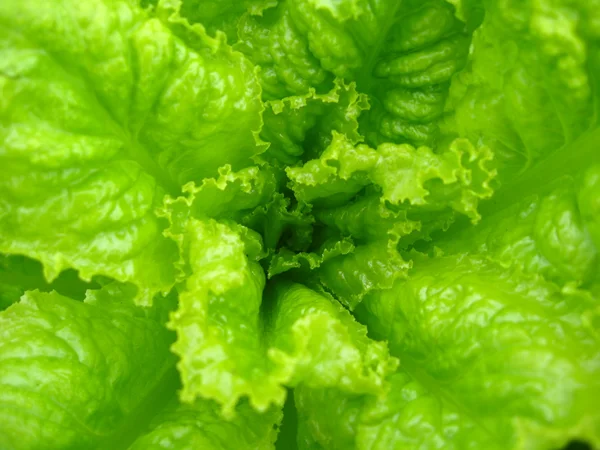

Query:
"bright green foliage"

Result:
[[129, 399, 282, 450], [265, 282, 398, 394], [172, 0, 276, 43], [283, 132, 494, 306], [437, 165, 600, 287], [0, 0, 263, 304], [235, 0, 470, 148], [296, 251, 600, 449], [445, 0, 600, 177], [353, 253, 600, 449], [287, 133, 494, 217], [1, 0, 599, 448], [260, 79, 369, 165], [167, 218, 280, 414], [295, 371, 502, 450], [166, 216, 396, 415], [0, 286, 176, 449]]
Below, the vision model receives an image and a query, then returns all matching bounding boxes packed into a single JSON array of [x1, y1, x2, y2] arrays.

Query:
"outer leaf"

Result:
[[295, 371, 502, 450], [437, 165, 600, 287], [0, 286, 175, 449], [443, 0, 600, 179], [129, 399, 282, 450], [356, 253, 600, 449], [0, 0, 263, 303]]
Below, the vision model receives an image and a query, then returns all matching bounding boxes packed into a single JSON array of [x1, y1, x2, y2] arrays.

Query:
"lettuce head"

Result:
[[0, 0, 599, 449]]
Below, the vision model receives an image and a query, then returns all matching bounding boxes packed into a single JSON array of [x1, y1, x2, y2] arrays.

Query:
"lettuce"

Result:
[[0, 0, 598, 449]]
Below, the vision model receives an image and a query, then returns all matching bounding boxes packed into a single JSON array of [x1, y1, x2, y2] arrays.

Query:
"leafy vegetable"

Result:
[[0, 0, 598, 448]]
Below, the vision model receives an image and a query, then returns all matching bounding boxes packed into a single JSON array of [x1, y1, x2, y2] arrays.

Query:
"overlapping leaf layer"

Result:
[[0, 0, 599, 448]]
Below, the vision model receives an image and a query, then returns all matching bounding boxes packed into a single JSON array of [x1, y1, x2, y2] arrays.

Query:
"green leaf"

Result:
[[317, 240, 411, 310], [158, 161, 316, 261], [315, 194, 420, 244], [437, 165, 600, 287], [295, 370, 502, 450], [166, 217, 396, 415], [161, 165, 278, 224], [161, 0, 277, 44], [268, 237, 354, 278], [168, 218, 279, 414], [265, 282, 398, 394], [579, 165, 600, 253], [235, 2, 334, 99], [241, 193, 315, 253], [0, 286, 175, 449], [355, 253, 600, 449], [283, 133, 494, 306], [2, 0, 599, 448], [0, 0, 264, 303], [236, 0, 470, 148], [159, 163, 315, 259], [287, 133, 495, 220], [443, 0, 600, 180], [128, 399, 282, 450], [0, 256, 29, 310], [260, 79, 369, 165]]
